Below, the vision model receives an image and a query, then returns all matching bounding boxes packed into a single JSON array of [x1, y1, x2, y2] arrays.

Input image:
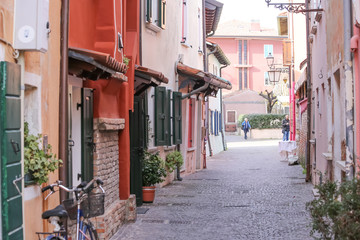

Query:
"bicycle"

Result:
[[37, 178, 105, 240]]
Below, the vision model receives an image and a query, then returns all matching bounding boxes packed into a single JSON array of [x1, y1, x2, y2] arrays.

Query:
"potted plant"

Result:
[[165, 151, 184, 180], [142, 151, 167, 203], [24, 122, 62, 185]]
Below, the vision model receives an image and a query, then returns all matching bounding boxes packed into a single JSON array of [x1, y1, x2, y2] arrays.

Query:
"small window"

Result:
[[264, 44, 273, 58], [227, 110, 236, 123], [181, 0, 188, 43], [146, 0, 166, 30], [264, 72, 270, 86]]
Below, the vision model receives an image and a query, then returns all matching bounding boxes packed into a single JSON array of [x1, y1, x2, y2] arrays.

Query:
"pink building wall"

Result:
[[211, 37, 285, 94]]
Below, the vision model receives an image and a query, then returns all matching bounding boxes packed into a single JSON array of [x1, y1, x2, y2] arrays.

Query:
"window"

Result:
[[238, 40, 242, 64], [244, 68, 248, 89], [146, 0, 166, 30], [227, 110, 236, 123], [264, 72, 270, 86], [198, 7, 202, 52], [181, 0, 188, 43], [264, 44, 273, 58], [244, 40, 248, 64], [238, 68, 243, 90]]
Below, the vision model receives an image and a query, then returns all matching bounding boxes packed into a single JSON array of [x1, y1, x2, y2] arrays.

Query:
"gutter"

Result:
[[59, 0, 69, 201], [182, 83, 210, 99]]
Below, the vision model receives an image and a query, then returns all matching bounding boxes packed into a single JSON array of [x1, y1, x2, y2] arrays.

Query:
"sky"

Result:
[[218, 0, 286, 30]]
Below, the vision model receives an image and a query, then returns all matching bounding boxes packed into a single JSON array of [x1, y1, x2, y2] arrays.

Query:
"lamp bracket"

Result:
[[265, 1, 323, 14]]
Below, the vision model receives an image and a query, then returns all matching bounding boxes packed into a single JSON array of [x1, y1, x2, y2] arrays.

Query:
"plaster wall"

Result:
[[141, 0, 205, 174], [309, 0, 330, 183], [207, 54, 224, 156], [209, 37, 284, 94]]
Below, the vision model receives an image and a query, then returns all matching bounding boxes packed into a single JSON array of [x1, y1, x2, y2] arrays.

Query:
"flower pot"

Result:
[[142, 186, 156, 203]]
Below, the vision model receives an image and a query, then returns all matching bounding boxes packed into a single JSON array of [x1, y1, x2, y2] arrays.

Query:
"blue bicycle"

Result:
[[37, 178, 105, 240]]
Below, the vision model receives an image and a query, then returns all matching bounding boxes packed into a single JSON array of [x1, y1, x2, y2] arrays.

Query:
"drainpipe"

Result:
[[305, 0, 312, 182], [181, 83, 210, 99], [344, 0, 355, 180], [220, 65, 229, 151], [202, 0, 208, 168], [59, 0, 69, 201]]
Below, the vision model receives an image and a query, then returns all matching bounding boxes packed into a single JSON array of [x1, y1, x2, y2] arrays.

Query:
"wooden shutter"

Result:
[[146, 0, 153, 23], [166, 89, 171, 146], [219, 112, 222, 132], [187, 99, 193, 148], [160, 0, 166, 29], [215, 111, 218, 136], [283, 41, 292, 66], [81, 88, 94, 182], [0, 61, 23, 240], [155, 87, 167, 146], [172, 91, 182, 145], [210, 110, 213, 135]]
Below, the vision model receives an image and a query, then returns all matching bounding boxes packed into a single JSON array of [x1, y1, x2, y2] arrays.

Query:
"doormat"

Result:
[[137, 207, 149, 214]]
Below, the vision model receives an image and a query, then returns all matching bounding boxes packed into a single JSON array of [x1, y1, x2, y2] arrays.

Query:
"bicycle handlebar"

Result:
[[41, 178, 105, 200]]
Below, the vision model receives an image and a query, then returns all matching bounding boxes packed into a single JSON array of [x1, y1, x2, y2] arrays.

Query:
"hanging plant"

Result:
[[24, 122, 62, 185]]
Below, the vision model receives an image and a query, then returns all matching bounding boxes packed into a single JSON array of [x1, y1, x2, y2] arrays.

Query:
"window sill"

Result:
[[181, 42, 192, 48], [335, 160, 346, 172], [187, 147, 196, 152], [145, 22, 162, 33]]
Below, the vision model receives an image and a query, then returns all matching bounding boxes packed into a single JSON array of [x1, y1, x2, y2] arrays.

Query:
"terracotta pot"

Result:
[[142, 186, 156, 203]]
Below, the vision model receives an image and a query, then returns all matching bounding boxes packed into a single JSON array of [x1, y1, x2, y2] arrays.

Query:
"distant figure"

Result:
[[241, 118, 251, 140], [282, 115, 290, 141]]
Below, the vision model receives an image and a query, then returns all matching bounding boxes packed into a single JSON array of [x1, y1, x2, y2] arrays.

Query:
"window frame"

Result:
[[146, 0, 166, 31], [181, 0, 188, 44], [264, 44, 274, 58]]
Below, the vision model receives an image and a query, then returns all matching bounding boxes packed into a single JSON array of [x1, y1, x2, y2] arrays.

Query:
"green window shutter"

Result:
[[81, 88, 94, 182], [160, 0, 166, 29], [166, 89, 171, 146], [155, 87, 166, 146], [172, 91, 182, 144], [0, 61, 24, 240], [146, 0, 153, 23]]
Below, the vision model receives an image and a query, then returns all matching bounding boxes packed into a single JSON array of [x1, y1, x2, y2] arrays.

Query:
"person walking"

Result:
[[241, 118, 251, 140], [282, 115, 290, 141]]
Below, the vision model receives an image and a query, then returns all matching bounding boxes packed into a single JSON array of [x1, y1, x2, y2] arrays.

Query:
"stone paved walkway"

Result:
[[112, 137, 314, 240]]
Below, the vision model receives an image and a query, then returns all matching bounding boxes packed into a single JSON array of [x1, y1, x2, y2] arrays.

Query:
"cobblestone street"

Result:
[[113, 137, 314, 240]]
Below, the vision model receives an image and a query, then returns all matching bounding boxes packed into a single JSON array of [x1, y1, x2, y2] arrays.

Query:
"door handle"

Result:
[[10, 139, 20, 154], [12, 175, 23, 196]]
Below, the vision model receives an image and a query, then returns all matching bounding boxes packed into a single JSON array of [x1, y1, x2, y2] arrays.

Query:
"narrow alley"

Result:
[[113, 137, 313, 240]]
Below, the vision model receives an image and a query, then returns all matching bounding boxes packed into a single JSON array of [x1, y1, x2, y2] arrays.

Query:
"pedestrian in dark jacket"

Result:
[[282, 115, 290, 141], [241, 118, 251, 140]]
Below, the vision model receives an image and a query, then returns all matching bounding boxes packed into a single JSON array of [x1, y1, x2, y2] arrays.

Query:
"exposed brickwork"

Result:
[[297, 113, 308, 161]]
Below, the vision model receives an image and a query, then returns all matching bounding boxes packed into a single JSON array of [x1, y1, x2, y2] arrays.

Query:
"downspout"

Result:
[[220, 65, 229, 151], [59, 0, 69, 201], [344, 0, 355, 180], [181, 83, 210, 99], [305, 0, 312, 182], [202, 0, 208, 168]]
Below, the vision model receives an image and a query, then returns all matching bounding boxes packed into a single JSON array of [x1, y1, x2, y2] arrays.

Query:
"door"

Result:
[[130, 95, 146, 206], [0, 61, 23, 240], [81, 88, 94, 182]]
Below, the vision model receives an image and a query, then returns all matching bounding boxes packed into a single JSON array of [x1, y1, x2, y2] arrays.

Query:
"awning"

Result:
[[68, 47, 128, 82], [205, 0, 223, 36], [176, 62, 232, 98], [295, 67, 307, 93], [206, 40, 231, 66], [134, 65, 168, 96]]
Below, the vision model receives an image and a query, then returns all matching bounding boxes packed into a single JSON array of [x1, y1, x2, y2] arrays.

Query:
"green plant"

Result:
[[142, 151, 167, 187], [165, 151, 184, 173], [238, 114, 285, 129], [24, 122, 62, 185], [306, 178, 360, 239], [123, 56, 130, 66]]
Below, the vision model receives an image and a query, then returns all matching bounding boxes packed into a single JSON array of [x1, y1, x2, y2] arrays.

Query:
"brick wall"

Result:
[[297, 113, 308, 161]]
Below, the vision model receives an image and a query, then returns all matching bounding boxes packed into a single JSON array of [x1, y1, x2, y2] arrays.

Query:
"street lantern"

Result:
[[268, 69, 281, 84], [266, 53, 275, 68]]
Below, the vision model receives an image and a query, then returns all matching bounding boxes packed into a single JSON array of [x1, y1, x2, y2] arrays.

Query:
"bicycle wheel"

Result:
[[82, 223, 98, 240]]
